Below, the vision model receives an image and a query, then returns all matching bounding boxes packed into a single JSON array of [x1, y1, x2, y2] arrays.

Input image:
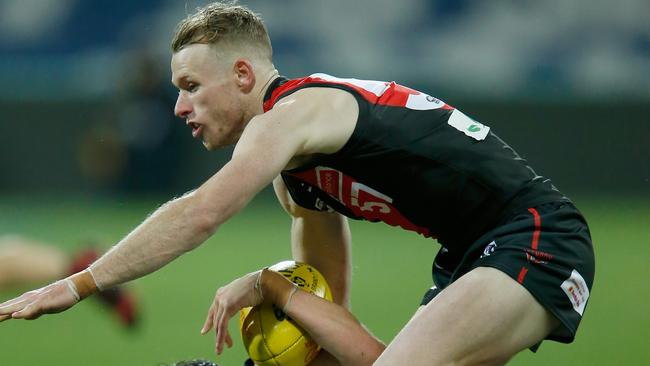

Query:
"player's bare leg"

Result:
[[0, 234, 138, 327], [374, 267, 560, 366], [0, 235, 68, 289]]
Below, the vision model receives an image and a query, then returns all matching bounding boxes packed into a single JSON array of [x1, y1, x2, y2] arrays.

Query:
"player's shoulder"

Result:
[[266, 73, 368, 109], [291, 86, 358, 115], [261, 85, 355, 127]]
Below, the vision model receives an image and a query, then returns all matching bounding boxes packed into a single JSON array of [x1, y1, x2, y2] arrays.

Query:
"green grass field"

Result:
[[0, 193, 648, 365]]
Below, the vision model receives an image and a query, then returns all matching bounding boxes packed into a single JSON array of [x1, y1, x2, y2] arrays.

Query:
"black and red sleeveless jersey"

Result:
[[264, 73, 567, 250]]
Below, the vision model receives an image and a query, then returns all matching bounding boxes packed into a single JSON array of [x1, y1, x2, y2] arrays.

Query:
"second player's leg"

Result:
[[373, 266, 559, 366], [0, 235, 68, 289]]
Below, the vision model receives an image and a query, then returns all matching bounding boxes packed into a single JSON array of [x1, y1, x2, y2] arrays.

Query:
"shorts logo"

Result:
[[481, 241, 497, 258], [561, 269, 590, 316]]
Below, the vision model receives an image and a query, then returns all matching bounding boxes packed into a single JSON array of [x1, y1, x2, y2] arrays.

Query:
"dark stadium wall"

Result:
[[0, 100, 648, 196]]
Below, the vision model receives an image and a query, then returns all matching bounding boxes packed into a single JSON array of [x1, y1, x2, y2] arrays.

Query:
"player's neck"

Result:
[[255, 68, 280, 112]]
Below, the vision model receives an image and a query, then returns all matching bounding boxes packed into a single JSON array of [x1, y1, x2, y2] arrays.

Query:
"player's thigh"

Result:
[[374, 266, 559, 366], [0, 237, 67, 287]]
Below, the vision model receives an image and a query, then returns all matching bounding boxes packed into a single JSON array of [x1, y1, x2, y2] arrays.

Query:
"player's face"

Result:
[[171, 44, 247, 150]]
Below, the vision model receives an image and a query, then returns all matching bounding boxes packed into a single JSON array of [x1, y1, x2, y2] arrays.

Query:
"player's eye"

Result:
[[187, 83, 198, 93]]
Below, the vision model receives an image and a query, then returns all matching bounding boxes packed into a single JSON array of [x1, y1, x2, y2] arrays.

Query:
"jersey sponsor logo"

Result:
[[288, 166, 432, 238], [561, 269, 590, 316], [316, 167, 394, 216], [447, 109, 490, 141], [316, 166, 343, 201]]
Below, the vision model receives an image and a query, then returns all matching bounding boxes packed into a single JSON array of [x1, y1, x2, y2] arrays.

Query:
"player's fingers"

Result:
[[201, 303, 216, 335], [225, 330, 233, 348], [22, 310, 44, 320], [10, 301, 42, 320], [0, 290, 34, 304], [0, 299, 18, 310], [215, 302, 229, 354], [217, 307, 238, 354], [212, 303, 221, 342], [0, 302, 20, 320], [0, 294, 31, 312], [0, 298, 30, 319]]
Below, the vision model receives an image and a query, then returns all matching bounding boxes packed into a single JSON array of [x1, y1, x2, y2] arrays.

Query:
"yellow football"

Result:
[[239, 261, 332, 366]]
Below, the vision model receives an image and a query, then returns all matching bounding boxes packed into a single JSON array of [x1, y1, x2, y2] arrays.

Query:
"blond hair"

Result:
[[171, 2, 272, 61]]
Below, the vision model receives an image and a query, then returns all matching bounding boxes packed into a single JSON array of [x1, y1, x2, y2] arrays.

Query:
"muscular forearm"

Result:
[[89, 192, 217, 289], [262, 270, 385, 366], [89, 155, 273, 290]]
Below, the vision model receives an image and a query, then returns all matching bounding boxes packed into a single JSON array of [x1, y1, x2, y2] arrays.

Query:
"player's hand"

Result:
[[0, 280, 79, 322], [201, 269, 264, 355]]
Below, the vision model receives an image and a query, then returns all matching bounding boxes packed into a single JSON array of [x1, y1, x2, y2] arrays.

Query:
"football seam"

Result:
[[256, 320, 312, 363], [256, 306, 278, 364], [255, 286, 311, 363]]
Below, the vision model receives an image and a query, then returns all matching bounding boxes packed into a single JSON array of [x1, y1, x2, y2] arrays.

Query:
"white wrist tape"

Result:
[[86, 267, 104, 291], [282, 285, 299, 314], [254, 268, 267, 303], [63, 278, 81, 302]]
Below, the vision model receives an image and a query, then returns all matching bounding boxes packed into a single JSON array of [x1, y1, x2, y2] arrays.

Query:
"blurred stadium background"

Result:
[[0, 0, 648, 365]]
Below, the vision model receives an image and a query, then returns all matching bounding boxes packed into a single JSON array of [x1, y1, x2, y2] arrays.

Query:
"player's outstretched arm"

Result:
[[0, 147, 281, 323], [203, 268, 385, 366], [0, 87, 352, 324]]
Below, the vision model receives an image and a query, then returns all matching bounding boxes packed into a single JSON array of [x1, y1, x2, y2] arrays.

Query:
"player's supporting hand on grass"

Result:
[[0, 269, 97, 322]]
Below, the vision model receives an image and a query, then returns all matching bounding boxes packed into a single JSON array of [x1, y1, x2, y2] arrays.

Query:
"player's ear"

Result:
[[233, 58, 255, 93]]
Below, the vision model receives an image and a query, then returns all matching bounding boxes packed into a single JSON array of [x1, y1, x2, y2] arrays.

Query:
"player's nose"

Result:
[[174, 94, 192, 118]]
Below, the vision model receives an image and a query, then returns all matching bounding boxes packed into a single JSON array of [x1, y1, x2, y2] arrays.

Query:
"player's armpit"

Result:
[[273, 175, 335, 218]]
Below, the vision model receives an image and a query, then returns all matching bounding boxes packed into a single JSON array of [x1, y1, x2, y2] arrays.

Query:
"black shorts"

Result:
[[420, 201, 595, 348]]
